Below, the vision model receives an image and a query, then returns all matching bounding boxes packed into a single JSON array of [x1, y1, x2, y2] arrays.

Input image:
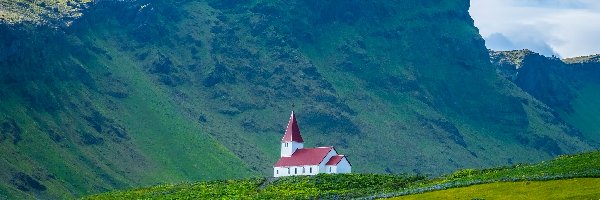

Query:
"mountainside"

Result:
[[0, 0, 596, 199], [490, 50, 600, 143]]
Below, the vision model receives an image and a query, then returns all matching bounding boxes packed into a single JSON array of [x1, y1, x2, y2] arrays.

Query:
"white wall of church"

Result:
[[324, 158, 350, 174], [336, 157, 351, 173], [325, 165, 336, 173], [281, 141, 304, 157], [318, 149, 338, 173], [274, 165, 319, 177]]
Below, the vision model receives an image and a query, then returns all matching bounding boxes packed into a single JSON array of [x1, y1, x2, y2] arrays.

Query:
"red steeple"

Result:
[[282, 111, 304, 143]]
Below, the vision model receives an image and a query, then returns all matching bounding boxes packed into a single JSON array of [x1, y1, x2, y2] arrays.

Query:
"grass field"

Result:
[[392, 178, 600, 200], [83, 150, 600, 199]]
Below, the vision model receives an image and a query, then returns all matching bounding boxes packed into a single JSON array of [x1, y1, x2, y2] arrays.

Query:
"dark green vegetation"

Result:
[[84, 150, 600, 199], [1, 0, 598, 199], [490, 50, 600, 143], [84, 174, 425, 199]]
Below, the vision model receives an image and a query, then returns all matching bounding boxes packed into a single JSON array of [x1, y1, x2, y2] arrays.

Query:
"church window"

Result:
[[329, 167, 332, 172], [295, 168, 297, 174], [288, 168, 290, 174], [302, 167, 305, 173], [310, 167, 312, 173], [276, 170, 278, 174]]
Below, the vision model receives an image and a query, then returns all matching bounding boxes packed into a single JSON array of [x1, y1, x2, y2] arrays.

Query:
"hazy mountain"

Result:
[[0, 0, 596, 199]]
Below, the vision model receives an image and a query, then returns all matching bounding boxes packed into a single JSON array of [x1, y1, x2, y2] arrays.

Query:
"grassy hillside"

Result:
[[1, 0, 597, 199], [562, 55, 600, 143], [1, 3, 258, 198], [561, 85, 600, 143], [84, 150, 600, 199], [393, 178, 600, 200], [83, 174, 425, 200]]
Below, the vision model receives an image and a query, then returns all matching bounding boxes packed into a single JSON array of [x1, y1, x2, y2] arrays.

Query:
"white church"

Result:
[[273, 111, 351, 177]]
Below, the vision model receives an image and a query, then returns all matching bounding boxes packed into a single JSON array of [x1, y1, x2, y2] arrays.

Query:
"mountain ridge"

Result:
[[490, 49, 600, 144]]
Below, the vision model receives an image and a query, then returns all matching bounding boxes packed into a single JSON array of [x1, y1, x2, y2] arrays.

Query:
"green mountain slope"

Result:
[[0, 0, 597, 199], [1, 2, 257, 198], [490, 50, 600, 143], [83, 150, 600, 199], [562, 55, 600, 143]]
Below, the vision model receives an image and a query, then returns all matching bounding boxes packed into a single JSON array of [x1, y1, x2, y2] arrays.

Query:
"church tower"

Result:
[[281, 111, 304, 157]]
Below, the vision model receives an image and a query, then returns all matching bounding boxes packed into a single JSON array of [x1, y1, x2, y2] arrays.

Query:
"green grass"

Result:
[[371, 150, 600, 198], [430, 149, 600, 183], [88, 31, 256, 182], [84, 179, 264, 200], [83, 174, 426, 200], [392, 178, 600, 200], [83, 150, 600, 199], [0, 79, 134, 198]]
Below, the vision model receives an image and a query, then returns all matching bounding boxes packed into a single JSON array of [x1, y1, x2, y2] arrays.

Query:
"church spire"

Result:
[[282, 111, 304, 143]]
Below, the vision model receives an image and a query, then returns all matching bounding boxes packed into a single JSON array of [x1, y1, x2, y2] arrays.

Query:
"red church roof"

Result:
[[274, 147, 333, 167], [281, 111, 304, 143], [325, 155, 346, 166]]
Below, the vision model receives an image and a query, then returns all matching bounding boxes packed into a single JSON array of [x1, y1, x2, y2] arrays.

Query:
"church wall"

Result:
[[325, 165, 337, 173], [336, 158, 352, 173], [281, 141, 304, 157], [318, 149, 338, 173], [274, 165, 319, 177]]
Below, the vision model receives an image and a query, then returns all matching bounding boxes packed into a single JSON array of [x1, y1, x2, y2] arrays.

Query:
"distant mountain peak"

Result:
[[489, 49, 538, 69], [563, 54, 600, 64], [0, 0, 94, 26]]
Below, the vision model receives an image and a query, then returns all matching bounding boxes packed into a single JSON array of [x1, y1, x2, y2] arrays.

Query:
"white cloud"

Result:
[[516, 0, 589, 9], [470, 0, 600, 58], [485, 33, 560, 56]]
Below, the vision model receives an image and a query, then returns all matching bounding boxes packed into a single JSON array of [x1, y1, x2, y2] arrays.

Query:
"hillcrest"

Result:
[[273, 111, 351, 177]]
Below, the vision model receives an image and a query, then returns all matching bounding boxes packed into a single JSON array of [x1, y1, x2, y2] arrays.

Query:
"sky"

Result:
[[469, 0, 600, 58]]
